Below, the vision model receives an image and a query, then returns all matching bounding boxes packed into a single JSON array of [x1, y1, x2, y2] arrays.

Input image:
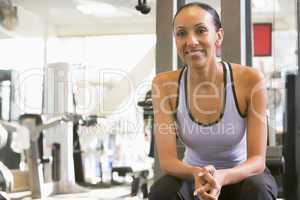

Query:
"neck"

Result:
[[188, 60, 222, 84]]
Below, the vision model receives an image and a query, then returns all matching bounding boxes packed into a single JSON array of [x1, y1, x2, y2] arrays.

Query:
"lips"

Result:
[[184, 49, 205, 57]]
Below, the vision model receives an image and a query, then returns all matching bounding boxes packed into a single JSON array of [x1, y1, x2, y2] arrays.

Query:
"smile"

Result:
[[184, 49, 205, 57]]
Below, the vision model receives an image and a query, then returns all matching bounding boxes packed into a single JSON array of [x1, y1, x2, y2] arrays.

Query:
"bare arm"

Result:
[[152, 74, 205, 180], [218, 68, 267, 186], [195, 68, 268, 200]]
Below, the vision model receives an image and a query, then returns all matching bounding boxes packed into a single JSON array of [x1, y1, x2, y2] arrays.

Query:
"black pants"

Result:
[[149, 168, 278, 200]]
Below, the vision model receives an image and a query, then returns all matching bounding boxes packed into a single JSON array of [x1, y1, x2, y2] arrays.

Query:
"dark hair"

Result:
[[173, 2, 222, 31]]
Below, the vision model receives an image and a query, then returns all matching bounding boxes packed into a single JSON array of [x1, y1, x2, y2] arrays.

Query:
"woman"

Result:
[[149, 2, 278, 200]]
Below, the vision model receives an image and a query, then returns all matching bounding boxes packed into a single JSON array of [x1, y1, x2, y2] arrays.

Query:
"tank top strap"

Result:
[[221, 61, 231, 87]]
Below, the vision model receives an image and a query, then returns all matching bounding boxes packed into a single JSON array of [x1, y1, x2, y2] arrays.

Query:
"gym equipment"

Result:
[[0, 191, 9, 200], [42, 63, 86, 195], [0, 112, 87, 198], [0, 120, 29, 195], [137, 90, 154, 157], [111, 166, 149, 198], [75, 115, 111, 188], [130, 169, 149, 198], [0, 124, 7, 149], [2, 114, 78, 198], [0, 121, 28, 200], [0, 161, 13, 192], [0, 70, 21, 169], [266, 145, 284, 197], [0, 70, 12, 121], [0, 0, 18, 31], [283, 73, 300, 200]]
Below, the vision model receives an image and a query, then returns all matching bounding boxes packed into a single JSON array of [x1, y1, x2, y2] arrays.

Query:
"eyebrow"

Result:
[[175, 22, 207, 30]]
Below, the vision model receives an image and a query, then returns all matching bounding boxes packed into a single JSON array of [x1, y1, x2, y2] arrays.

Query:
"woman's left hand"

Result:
[[194, 169, 226, 200]]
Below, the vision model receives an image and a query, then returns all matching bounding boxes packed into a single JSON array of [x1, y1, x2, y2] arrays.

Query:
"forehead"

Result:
[[174, 6, 214, 28]]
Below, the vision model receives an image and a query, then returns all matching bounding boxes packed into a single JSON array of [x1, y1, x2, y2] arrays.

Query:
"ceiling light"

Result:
[[75, 0, 130, 18]]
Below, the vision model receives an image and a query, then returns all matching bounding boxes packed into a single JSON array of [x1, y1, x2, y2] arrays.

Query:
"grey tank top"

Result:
[[176, 61, 247, 169]]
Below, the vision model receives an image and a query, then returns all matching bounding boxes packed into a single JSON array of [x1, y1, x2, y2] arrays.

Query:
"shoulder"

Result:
[[153, 69, 183, 84], [152, 69, 184, 93], [152, 69, 184, 112], [230, 63, 265, 88], [230, 63, 266, 105]]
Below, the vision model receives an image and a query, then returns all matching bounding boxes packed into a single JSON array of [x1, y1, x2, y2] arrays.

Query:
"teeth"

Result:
[[187, 49, 203, 53], [184, 49, 205, 55], [187, 50, 202, 54]]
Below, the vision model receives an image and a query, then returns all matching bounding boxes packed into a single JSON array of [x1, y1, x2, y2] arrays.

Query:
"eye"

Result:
[[176, 30, 187, 37], [195, 27, 207, 34]]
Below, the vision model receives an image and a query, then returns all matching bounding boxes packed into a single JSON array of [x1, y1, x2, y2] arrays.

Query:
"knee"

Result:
[[242, 177, 267, 193], [149, 184, 165, 200], [240, 175, 277, 200], [149, 183, 174, 200], [148, 176, 182, 200], [149, 182, 177, 200]]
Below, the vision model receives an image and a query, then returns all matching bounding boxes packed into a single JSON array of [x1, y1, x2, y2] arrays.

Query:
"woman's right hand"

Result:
[[193, 165, 217, 200]]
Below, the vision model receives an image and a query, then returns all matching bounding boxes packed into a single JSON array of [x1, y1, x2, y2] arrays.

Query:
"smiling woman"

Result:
[[173, 3, 223, 73], [149, 2, 278, 200]]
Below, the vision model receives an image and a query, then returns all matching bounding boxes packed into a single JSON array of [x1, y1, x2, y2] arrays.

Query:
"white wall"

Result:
[[0, 34, 156, 116]]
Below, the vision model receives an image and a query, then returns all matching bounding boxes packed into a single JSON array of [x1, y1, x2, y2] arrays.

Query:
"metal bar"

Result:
[[298, 0, 300, 73], [156, 0, 175, 73], [0, 120, 17, 132], [176, 0, 185, 69], [221, 0, 247, 65], [245, 0, 253, 66], [26, 141, 43, 198]]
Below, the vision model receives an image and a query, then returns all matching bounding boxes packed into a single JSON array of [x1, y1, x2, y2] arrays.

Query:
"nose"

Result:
[[186, 33, 198, 46]]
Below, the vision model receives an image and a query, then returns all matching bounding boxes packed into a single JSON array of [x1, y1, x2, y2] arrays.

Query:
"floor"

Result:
[[46, 186, 141, 200], [9, 186, 285, 200], [9, 185, 146, 200]]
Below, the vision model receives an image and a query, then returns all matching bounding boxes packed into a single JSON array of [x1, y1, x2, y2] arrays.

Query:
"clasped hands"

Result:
[[193, 165, 224, 200]]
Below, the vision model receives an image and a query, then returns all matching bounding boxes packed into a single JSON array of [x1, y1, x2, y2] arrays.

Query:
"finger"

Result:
[[209, 186, 221, 197], [194, 172, 208, 186], [194, 166, 210, 177], [194, 173, 201, 188], [194, 183, 213, 194], [199, 173, 207, 185], [198, 191, 218, 200], [194, 182, 211, 196], [204, 165, 216, 175], [202, 173, 217, 188]]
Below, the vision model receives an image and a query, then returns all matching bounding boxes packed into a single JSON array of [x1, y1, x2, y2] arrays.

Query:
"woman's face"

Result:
[[174, 6, 223, 69]]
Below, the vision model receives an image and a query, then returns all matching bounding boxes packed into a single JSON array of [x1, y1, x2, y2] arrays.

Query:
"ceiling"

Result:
[[0, 0, 297, 38], [3, 0, 156, 37]]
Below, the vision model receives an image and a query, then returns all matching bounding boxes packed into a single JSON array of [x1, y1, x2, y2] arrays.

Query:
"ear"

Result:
[[215, 28, 224, 47]]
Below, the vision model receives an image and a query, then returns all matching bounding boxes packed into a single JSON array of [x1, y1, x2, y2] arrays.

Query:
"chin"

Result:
[[188, 59, 207, 69]]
